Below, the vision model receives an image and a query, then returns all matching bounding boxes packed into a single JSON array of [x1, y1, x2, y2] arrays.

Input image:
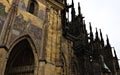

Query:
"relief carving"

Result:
[[38, 9, 45, 21], [0, 3, 7, 18], [29, 25, 42, 39], [13, 14, 28, 34], [10, 14, 42, 50], [19, 0, 26, 10], [29, 25, 42, 50]]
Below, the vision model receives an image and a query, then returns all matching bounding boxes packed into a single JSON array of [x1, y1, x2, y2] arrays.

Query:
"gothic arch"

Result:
[[4, 35, 39, 75], [9, 35, 37, 52]]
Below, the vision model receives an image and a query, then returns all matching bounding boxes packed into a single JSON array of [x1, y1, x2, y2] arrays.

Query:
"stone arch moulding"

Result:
[[71, 55, 80, 75], [4, 34, 39, 75], [9, 34, 36, 51], [73, 55, 80, 71], [72, 58, 80, 75], [61, 51, 68, 75]]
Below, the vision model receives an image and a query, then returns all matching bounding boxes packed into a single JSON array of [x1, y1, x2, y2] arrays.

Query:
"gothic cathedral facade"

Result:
[[0, 0, 119, 75]]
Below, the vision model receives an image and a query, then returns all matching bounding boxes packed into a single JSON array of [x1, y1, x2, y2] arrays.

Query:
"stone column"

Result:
[[38, 61, 46, 75], [0, 47, 7, 75]]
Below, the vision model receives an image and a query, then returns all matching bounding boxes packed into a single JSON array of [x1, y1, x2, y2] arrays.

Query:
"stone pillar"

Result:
[[38, 61, 46, 75], [55, 66, 62, 75], [46, 7, 54, 63], [0, 47, 7, 75]]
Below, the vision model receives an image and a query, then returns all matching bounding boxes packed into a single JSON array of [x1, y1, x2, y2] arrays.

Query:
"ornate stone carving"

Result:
[[0, 3, 7, 18]]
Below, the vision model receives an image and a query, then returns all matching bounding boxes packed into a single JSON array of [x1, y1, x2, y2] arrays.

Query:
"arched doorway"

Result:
[[4, 39, 35, 75]]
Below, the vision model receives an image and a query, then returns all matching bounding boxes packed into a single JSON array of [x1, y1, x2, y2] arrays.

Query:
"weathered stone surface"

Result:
[[0, 0, 119, 75]]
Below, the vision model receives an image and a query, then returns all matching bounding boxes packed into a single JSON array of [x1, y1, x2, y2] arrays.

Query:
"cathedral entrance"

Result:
[[4, 39, 35, 75]]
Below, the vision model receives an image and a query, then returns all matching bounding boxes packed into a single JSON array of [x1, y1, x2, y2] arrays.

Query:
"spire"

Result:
[[71, 0, 75, 21], [78, 2, 81, 16], [100, 29, 104, 46], [89, 22, 93, 42], [113, 48, 120, 70], [95, 28, 99, 41], [83, 20, 88, 43], [83, 20, 87, 33], [114, 48, 117, 58], [83, 20, 86, 29], [72, 0, 74, 6], [106, 35, 111, 47], [64, 0, 67, 7]]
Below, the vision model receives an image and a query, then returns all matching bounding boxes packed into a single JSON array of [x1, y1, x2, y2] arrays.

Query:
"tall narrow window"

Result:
[[29, 2, 35, 14], [27, 0, 38, 15]]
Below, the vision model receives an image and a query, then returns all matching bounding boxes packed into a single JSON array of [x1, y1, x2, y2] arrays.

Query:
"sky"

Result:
[[67, 0, 120, 64]]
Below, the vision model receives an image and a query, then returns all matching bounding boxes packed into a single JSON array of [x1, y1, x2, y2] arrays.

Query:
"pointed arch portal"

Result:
[[4, 39, 35, 75]]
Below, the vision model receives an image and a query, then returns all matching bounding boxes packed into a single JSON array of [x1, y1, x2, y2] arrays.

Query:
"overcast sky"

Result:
[[67, 0, 120, 64]]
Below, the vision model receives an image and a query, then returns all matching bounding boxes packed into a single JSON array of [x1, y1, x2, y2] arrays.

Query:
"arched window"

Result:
[[27, 0, 38, 15], [29, 2, 35, 14]]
